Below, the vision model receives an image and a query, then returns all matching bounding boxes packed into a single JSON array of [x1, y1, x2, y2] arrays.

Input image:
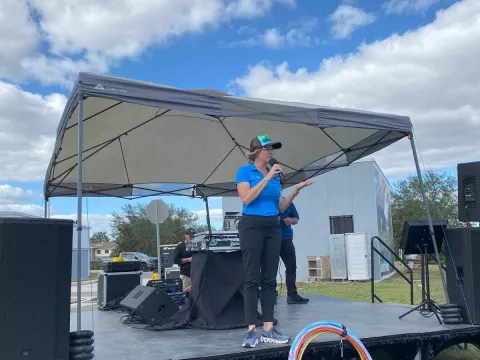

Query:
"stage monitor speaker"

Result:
[[399, 220, 447, 255], [445, 227, 480, 324], [458, 161, 480, 222], [120, 285, 179, 324], [0, 217, 74, 360]]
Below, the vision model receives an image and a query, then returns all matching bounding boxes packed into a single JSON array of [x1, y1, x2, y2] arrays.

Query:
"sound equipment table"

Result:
[[187, 230, 240, 253], [148, 249, 269, 330]]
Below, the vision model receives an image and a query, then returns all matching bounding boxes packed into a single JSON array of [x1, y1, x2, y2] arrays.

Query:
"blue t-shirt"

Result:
[[280, 202, 299, 240], [235, 162, 282, 216]]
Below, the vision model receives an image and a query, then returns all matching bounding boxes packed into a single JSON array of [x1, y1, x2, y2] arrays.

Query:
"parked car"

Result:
[[119, 252, 158, 272]]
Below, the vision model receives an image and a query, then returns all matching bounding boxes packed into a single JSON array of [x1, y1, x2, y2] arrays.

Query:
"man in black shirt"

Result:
[[174, 228, 195, 290]]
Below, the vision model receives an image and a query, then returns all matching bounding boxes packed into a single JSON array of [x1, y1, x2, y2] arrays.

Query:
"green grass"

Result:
[[71, 270, 99, 282], [279, 265, 479, 359]]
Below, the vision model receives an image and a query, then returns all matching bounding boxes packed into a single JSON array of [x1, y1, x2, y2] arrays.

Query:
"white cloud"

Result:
[[264, 28, 286, 48], [0, 0, 39, 81], [194, 208, 224, 224], [230, 18, 319, 48], [0, 82, 67, 181], [236, 25, 257, 35], [0, 181, 111, 233], [231, 0, 480, 179], [52, 213, 114, 236], [0, 184, 41, 205], [31, 0, 223, 58], [382, 0, 438, 14], [20, 53, 111, 88], [0, 203, 44, 217], [330, 5, 376, 39], [225, 0, 295, 18], [0, 0, 295, 86]]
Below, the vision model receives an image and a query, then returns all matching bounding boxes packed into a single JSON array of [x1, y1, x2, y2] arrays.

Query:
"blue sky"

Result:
[[1, 0, 477, 235]]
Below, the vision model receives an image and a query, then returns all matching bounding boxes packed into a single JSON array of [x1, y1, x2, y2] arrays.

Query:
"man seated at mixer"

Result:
[[174, 228, 195, 291]]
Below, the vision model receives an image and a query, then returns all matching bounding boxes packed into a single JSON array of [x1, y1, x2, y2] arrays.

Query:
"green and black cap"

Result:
[[249, 133, 282, 152]]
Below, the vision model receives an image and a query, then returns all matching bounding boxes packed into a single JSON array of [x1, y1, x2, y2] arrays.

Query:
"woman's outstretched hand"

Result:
[[295, 179, 314, 193]]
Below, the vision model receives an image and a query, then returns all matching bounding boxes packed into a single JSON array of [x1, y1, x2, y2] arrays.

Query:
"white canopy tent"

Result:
[[43, 72, 447, 330]]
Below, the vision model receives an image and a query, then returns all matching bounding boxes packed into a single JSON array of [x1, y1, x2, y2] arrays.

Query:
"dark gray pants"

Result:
[[239, 214, 281, 325], [280, 239, 298, 296]]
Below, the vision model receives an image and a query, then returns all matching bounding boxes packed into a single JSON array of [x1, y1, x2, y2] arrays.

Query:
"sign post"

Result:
[[146, 199, 170, 277]]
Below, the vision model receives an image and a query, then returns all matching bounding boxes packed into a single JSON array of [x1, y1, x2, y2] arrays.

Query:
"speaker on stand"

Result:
[[0, 218, 74, 360]]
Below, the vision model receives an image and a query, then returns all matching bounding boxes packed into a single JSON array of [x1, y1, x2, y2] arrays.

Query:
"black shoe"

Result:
[[287, 293, 309, 304]]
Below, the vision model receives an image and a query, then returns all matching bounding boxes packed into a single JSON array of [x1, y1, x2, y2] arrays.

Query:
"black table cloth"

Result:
[[150, 250, 276, 331]]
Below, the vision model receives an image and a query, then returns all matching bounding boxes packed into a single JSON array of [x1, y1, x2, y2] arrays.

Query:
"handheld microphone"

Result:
[[269, 158, 285, 183]]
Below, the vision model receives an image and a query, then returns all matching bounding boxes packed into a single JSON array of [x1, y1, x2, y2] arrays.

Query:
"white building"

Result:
[[221, 159, 395, 282]]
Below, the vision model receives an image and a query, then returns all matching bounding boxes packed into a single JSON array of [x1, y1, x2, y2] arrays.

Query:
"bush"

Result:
[[90, 260, 102, 270]]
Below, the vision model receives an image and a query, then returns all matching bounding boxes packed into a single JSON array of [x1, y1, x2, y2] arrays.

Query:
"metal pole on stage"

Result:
[[156, 204, 162, 276], [76, 93, 85, 330], [204, 196, 212, 237], [409, 134, 449, 303], [196, 187, 212, 238]]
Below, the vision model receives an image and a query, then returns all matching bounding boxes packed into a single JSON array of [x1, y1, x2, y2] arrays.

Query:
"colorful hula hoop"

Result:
[[288, 321, 372, 360]]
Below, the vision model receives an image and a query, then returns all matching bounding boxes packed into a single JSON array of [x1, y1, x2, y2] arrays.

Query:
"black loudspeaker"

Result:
[[458, 161, 480, 222], [444, 227, 480, 324], [0, 217, 74, 360], [120, 285, 179, 324]]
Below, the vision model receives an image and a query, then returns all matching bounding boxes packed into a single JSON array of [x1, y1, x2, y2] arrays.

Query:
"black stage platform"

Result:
[[71, 295, 480, 360]]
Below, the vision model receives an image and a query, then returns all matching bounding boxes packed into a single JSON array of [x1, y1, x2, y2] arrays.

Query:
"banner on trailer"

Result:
[[375, 166, 395, 279]]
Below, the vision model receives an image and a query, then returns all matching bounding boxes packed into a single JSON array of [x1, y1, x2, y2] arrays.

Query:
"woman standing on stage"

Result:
[[235, 133, 313, 348]]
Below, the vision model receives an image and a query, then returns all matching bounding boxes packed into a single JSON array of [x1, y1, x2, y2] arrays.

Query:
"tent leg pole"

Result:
[[409, 135, 449, 303], [44, 199, 48, 218], [204, 196, 212, 237], [76, 93, 85, 330]]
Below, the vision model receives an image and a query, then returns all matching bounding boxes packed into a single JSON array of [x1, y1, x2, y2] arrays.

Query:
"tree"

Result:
[[90, 231, 110, 244], [391, 170, 461, 252], [111, 202, 210, 256]]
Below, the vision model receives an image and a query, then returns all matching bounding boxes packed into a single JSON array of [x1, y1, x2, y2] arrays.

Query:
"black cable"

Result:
[[119, 312, 151, 330], [98, 296, 130, 312]]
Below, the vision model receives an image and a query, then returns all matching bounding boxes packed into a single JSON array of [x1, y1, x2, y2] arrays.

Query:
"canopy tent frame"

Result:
[[42, 72, 448, 331], [43, 109, 407, 200]]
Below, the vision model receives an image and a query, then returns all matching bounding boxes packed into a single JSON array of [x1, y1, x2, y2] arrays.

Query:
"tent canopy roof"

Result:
[[44, 72, 412, 200]]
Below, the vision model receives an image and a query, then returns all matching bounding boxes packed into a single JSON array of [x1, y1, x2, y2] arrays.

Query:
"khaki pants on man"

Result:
[[180, 275, 191, 290]]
